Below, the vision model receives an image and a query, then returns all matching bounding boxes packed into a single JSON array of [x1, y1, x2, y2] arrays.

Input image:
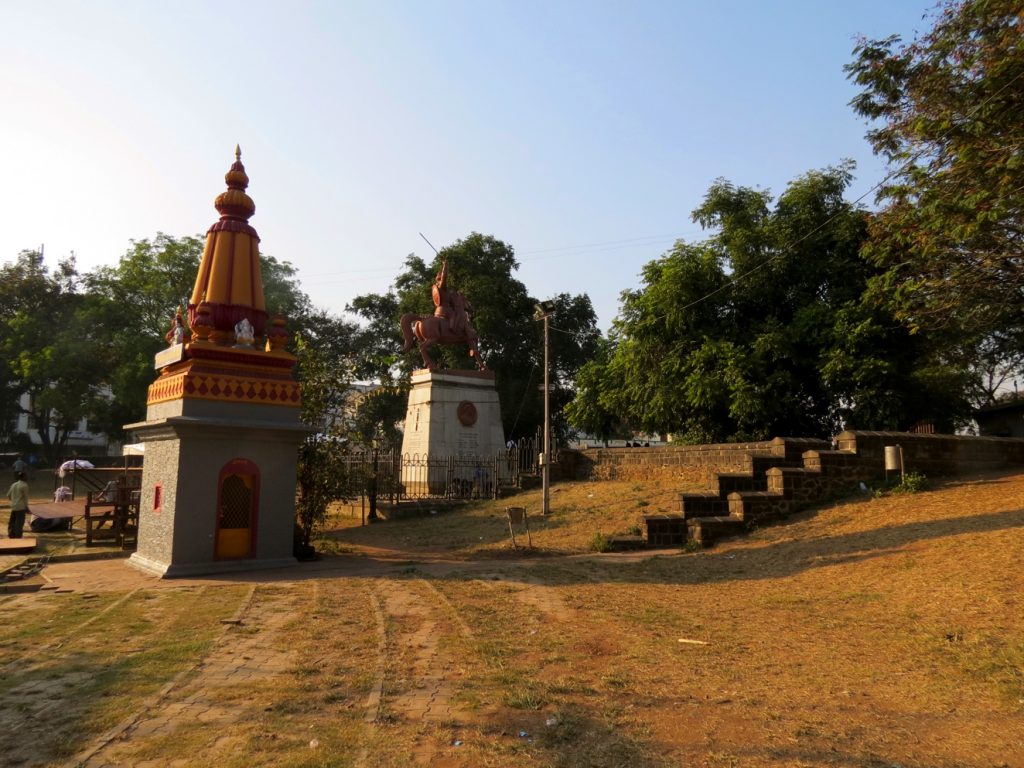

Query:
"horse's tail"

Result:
[[400, 313, 418, 352]]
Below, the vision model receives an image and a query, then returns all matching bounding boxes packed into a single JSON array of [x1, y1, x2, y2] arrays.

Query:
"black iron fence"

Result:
[[338, 434, 547, 502]]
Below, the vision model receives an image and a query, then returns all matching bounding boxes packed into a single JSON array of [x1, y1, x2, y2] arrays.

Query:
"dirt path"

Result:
[[17, 571, 485, 768], [358, 579, 476, 766], [2, 471, 1023, 767], [66, 583, 308, 768]]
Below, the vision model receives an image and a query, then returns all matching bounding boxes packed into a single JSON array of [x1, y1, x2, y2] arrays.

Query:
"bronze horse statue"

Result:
[[401, 260, 485, 371], [400, 312, 483, 371]]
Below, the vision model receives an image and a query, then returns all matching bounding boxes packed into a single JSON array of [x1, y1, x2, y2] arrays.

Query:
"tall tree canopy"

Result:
[[0, 251, 108, 465], [83, 234, 205, 438], [568, 166, 972, 443], [2, 234, 361, 459], [349, 232, 600, 441], [846, 0, 1024, 340]]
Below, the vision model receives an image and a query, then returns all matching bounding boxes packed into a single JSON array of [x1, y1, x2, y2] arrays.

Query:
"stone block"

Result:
[[644, 514, 687, 547]]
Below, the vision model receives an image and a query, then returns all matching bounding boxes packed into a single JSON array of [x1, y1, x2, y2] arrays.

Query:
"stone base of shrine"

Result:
[[127, 551, 297, 579], [124, 407, 310, 579]]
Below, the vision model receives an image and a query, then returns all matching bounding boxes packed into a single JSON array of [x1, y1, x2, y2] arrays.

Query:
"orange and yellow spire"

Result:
[[146, 148, 299, 410], [188, 146, 267, 343]]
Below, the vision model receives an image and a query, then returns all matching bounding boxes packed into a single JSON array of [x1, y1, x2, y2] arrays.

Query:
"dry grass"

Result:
[[1, 470, 1022, 767], [322, 476, 699, 557]]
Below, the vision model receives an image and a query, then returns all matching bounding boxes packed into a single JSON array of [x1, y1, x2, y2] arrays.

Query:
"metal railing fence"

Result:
[[337, 434, 548, 502]]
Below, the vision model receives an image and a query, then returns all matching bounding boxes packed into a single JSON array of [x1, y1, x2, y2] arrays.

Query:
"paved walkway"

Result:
[[71, 583, 304, 768], [0, 537, 672, 767]]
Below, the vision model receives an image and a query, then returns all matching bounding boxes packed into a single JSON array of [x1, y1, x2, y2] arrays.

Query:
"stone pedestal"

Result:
[[400, 369, 507, 495], [125, 346, 310, 578]]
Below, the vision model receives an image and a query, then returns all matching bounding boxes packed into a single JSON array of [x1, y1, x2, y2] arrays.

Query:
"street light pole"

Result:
[[367, 439, 379, 523], [534, 300, 556, 516], [542, 310, 551, 516]]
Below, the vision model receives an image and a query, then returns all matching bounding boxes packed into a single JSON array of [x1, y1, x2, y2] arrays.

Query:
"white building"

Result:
[[11, 391, 111, 460]]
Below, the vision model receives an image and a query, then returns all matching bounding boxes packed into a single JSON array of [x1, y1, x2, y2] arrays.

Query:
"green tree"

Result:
[[563, 336, 631, 445], [351, 385, 407, 450], [544, 292, 603, 440], [570, 166, 970, 442], [83, 234, 204, 438], [294, 333, 355, 554], [84, 234, 337, 439], [0, 251, 107, 465], [846, 0, 1024, 341], [349, 233, 601, 442], [85, 234, 202, 342]]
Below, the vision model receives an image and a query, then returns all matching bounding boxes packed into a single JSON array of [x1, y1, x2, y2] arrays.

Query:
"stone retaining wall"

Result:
[[565, 437, 829, 483], [837, 431, 1024, 476], [567, 431, 1024, 487]]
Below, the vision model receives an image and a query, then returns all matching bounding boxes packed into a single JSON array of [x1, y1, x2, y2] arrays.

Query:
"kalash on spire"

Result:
[[146, 148, 298, 410]]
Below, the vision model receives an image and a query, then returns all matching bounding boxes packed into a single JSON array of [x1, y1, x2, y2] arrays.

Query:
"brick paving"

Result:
[[69, 583, 308, 768], [1, 549, 620, 767], [359, 578, 474, 767]]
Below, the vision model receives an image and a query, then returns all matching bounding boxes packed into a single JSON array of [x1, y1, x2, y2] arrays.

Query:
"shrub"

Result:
[[892, 471, 928, 494]]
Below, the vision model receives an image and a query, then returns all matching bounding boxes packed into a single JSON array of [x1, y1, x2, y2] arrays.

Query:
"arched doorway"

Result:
[[215, 458, 260, 559]]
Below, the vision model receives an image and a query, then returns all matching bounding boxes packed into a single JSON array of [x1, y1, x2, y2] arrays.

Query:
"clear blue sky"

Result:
[[0, 1, 929, 332]]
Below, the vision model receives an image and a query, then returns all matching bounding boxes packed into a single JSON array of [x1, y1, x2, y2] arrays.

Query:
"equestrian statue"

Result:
[[401, 260, 484, 371]]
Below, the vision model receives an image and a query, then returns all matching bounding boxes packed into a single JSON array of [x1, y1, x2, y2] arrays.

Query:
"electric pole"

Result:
[[533, 300, 556, 515]]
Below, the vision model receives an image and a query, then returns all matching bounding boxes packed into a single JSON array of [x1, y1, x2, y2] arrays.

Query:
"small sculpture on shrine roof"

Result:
[[234, 317, 256, 348], [165, 307, 190, 346], [265, 311, 290, 352]]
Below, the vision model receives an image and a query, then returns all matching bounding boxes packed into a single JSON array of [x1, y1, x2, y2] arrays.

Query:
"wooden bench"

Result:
[[82, 489, 139, 549], [30, 493, 138, 549]]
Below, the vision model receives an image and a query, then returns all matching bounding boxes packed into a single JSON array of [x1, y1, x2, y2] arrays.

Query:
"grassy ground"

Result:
[[322, 476, 699, 557], [1, 471, 1023, 767]]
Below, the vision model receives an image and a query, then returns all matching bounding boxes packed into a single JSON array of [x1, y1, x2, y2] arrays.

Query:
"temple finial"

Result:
[[217, 147, 254, 215]]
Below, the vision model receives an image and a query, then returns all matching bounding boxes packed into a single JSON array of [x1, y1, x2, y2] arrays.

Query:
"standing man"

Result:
[[12, 454, 26, 479], [7, 471, 29, 538]]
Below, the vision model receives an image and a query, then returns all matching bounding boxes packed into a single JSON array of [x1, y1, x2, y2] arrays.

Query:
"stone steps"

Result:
[[678, 491, 728, 518], [686, 515, 745, 546], [605, 534, 649, 552], [677, 470, 772, 518], [643, 431, 1024, 549], [669, 439, 852, 547], [644, 514, 687, 547]]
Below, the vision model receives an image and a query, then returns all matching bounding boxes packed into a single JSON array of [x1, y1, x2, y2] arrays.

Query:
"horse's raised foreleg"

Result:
[[419, 338, 438, 370], [400, 313, 419, 353]]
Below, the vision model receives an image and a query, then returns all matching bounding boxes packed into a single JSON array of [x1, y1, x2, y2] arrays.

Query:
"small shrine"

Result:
[[126, 148, 310, 578]]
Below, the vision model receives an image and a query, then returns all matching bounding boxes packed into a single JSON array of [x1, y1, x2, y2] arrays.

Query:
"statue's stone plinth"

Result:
[[400, 368, 507, 495]]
